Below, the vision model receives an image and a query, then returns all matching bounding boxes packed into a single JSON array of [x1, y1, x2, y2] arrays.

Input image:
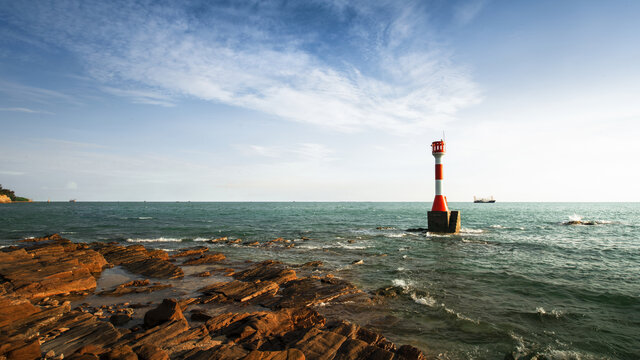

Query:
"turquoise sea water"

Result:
[[1, 202, 638, 359]]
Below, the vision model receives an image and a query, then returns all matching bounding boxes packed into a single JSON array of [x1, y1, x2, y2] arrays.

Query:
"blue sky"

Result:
[[1, 0, 639, 201]]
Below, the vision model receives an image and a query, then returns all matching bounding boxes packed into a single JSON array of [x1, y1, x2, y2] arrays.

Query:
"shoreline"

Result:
[[0, 234, 426, 360]]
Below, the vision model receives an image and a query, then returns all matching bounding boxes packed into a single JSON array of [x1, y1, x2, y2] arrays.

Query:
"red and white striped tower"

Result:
[[431, 140, 449, 212]]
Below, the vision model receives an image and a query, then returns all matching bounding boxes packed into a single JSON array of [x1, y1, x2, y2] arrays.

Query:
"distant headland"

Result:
[[0, 184, 32, 203]]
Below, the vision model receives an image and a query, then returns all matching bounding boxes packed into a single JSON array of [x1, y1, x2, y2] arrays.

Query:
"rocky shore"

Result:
[[0, 234, 426, 360]]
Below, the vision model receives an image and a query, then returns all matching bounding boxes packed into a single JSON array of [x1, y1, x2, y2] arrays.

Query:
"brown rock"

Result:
[[99, 280, 171, 297], [106, 345, 138, 360], [395, 345, 426, 360], [171, 247, 209, 258], [92, 244, 183, 279], [244, 349, 306, 360], [194, 271, 211, 277], [40, 310, 121, 356], [182, 253, 226, 266], [293, 327, 347, 360], [1, 338, 41, 360], [0, 241, 107, 299], [134, 344, 169, 360], [275, 276, 360, 308], [143, 299, 185, 328], [233, 261, 297, 285], [110, 313, 132, 326], [210, 237, 228, 243], [199, 280, 278, 303]]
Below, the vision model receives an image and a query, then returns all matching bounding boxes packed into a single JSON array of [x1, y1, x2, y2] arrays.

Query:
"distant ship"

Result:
[[474, 196, 495, 203], [69, 199, 76, 203]]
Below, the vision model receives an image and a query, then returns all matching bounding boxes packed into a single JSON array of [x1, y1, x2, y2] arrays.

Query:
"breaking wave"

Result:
[[126, 237, 182, 243]]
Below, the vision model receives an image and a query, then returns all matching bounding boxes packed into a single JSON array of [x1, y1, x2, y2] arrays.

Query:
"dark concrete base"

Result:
[[428, 210, 461, 234]]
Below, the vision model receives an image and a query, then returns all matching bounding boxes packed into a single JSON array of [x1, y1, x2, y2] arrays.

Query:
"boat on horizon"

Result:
[[473, 196, 495, 203], [69, 199, 76, 203]]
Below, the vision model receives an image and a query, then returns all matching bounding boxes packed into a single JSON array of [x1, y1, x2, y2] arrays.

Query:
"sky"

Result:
[[0, 0, 639, 202]]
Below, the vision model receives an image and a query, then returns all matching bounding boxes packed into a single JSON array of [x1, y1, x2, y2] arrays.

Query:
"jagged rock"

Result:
[[194, 271, 211, 277], [92, 244, 183, 279], [352, 260, 364, 265], [374, 286, 402, 298], [182, 253, 226, 266], [292, 327, 347, 360], [206, 308, 324, 351], [210, 237, 228, 243], [40, 310, 121, 356], [171, 247, 209, 258], [199, 280, 279, 303], [143, 299, 185, 328], [233, 260, 297, 285]]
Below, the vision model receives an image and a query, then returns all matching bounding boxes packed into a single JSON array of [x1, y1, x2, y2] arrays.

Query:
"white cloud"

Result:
[[0, 170, 25, 176], [4, 1, 481, 134], [453, 0, 487, 25], [0, 107, 52, 114], [102, 87, 175, 107]]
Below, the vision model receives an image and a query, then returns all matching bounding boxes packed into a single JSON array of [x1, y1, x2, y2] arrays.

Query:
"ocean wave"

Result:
[[460, 228, 484, 234], [444, 306, 480, 324], [137, 217, 153, 220], [126, 237, 182, 243], [297, 242, 369, 250], [536, 307, 564, 319], [396, 267, 407, 272], [410, 293, 436, 307]]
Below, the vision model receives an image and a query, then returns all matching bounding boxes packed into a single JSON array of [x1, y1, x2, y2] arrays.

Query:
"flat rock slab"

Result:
[[92, 244, 184, 279], [200, 280, 279, 303], [98, 279, 172, 296], [274, 276, 362, 309], [0, 239, 107, 299], [233, 260, 297, 285], [182, 253, 226, 266]]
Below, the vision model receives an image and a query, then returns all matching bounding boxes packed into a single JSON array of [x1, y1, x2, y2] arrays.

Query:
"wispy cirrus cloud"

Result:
[[245, 143, 335, 162], [0, 107, 53, 114], [2, 1, 482, 134]]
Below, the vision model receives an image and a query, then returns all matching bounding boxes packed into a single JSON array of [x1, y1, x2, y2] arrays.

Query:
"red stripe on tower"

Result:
[[435, 164, 443, 180]]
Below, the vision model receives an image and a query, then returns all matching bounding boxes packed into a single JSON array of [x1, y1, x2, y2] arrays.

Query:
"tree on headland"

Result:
[[0, 184, 30, 202]]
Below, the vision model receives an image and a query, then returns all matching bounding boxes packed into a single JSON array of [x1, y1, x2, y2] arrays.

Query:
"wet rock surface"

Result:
[[0, 234, 427, 360]]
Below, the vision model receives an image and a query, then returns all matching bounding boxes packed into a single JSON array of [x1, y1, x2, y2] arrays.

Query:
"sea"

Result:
[[1, 202, 638, 359]]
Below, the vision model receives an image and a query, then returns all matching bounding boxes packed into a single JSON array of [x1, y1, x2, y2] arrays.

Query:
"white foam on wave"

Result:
[[396, 267, 406, 272], [460, 228, 484, 234], [568, 214, 582, 222], [193, 237, 210, 241], [410, 293, 437, 307], [490, 224, 505, 229], [536, 307, 564, 318], [126, 237, 182, 243], [137, 217, 153, 220], [444, 306, 480, 324]]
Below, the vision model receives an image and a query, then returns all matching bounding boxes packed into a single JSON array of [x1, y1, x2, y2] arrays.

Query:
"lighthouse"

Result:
[[428, 139, 461, 233]]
